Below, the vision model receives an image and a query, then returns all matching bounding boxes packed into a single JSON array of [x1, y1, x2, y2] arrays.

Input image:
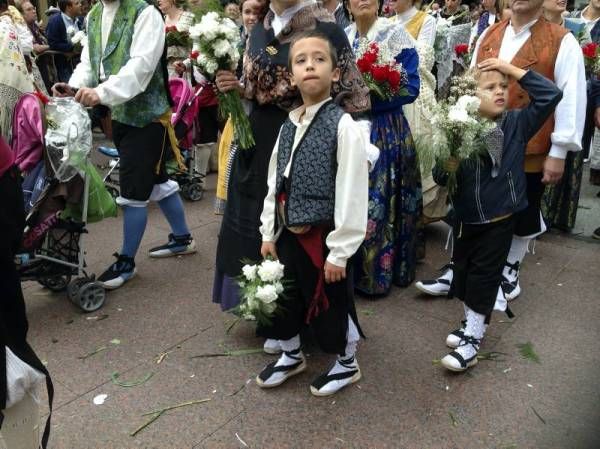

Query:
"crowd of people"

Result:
[[1, 0, 598, 440]]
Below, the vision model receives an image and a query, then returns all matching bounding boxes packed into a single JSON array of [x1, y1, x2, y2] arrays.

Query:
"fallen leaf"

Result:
[[361, 308, 375, 316], [448, 411, 459, 427], [110, 339, 121, 345], [111, 371, 154, 388], [93, 394, 107, 405], [190, 348, 264, 358], [51, 338, 58, 344], [516, 342, 541, 363], [86, 314, 109, 321], [531, 406, 546, 424]]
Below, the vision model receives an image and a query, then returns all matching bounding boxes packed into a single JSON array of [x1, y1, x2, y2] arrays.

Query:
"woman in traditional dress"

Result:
[[391, 0, 436, 47], [0, 0, 34, 141], [345, 0, 421, 295], [159, 0, 195, 80], [212, 0, 369, 339], [541, 0, 591, 231]]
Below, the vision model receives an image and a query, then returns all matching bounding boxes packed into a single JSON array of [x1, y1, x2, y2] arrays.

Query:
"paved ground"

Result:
[[13, 149, 600, 448]]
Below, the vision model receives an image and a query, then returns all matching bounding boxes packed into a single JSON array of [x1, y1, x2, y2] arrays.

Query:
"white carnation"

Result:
[[188, 23, 203, 39], [242, 264, 258, 281], [205, 60, 219, 75], [71, 30, 86, 45], [255, 284, 279, 303], [448, 105, 476, 125], [455, 95, 481, 114], [66, 25, 76, 36], [257, 260, 285, 282], [213, 39, 232, 58], [274, 282, 284, 294]]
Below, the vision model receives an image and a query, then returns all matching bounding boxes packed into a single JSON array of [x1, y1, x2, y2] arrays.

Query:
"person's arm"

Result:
[[325, 114, 369, 269], [46, 16, 73, 52], [548, 32, 586, 159], [68, 31, 94, 88], [259, 133, 281, 244], [469, 25, 490, 68], [419, 14, 437, 47], [92, 5, 165, 107]]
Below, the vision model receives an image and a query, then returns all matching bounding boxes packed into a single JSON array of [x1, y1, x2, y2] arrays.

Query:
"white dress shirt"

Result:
[[68, 0, 166, 108], [260, 98, 369, 268], [270, 0, 316, 35], [394, 6, 437, 47], [472, 19, 586, 159]]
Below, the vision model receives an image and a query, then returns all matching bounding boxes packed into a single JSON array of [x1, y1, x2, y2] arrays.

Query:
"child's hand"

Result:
[[324, 261, 346, 284], [478, 58, 526, 80], [444, 156, 460, 173], [261, 242, 278, 260]]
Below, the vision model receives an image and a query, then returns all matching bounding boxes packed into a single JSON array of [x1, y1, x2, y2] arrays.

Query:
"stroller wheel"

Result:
[[67, 278, 87, 301], [183, 182, 204, 201], [74, 282, 106, 313], [38, 275, 71, 292]]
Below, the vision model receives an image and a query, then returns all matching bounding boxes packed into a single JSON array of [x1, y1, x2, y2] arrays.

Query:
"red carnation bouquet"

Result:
[[165, 24, 191, 48], [454, 43, 471, 68], [582, 42, 600, 78], [356, 41, 408, 100]]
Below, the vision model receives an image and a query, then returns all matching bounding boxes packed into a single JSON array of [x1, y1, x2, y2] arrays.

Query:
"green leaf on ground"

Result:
[[131, 399, 212, 437], [110, 339, 121, 345], [448, 411, 459, 427], [190, 348, 264, 358], [111, 371, 154, 388], [361, 308, 375, 316], [477, 351, 507, 361], [516, 342, 540, 363]]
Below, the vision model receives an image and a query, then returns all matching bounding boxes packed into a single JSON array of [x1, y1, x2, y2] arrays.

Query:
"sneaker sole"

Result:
[[256, 361, 307, 388], [149, 247, 197, 259], [309, 369, 362, 397], [441, 356, 478, 372], [415, 282, 449, 297], [98, 269, 137, 290]]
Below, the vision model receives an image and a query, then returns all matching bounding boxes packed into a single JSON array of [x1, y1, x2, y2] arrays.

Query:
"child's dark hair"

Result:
[[287, 30, 338, 72]]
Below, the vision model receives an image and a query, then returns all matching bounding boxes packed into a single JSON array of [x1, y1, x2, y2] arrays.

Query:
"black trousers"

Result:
[[514, 172, 545, 237], [256, 229, 362, 355], [450, 216, 515, 318]]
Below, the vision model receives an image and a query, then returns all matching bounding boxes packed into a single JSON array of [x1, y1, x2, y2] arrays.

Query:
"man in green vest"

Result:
[[52, 0, 196, 290]]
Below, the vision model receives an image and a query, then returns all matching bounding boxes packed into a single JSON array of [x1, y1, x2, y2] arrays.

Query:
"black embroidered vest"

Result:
[[276, 101, 345, 227]]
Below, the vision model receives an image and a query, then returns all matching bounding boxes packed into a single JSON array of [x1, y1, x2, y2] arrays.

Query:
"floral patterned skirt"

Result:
[[354, 110, 423, 296]]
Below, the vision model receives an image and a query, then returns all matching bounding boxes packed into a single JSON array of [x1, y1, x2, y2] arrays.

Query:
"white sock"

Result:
[[194, 143, 212, 177], [503, 236, 529, 282], [276, 334, 301, 367], [463, 305, 486, 340]]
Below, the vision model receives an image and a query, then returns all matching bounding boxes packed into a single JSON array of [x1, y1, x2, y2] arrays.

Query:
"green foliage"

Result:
[[191, 0, 223, 19], [516, 341, 541, 364]]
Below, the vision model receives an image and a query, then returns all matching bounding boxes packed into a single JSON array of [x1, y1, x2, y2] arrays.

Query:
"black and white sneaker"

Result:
[[501, 261, 521, 301], [263, 338, 283, 355], [415, 263, 453, 296], [441, 336, 480, 372], [310, 356, 361, 396], [256, 348, 306, 388], [445, 320, 467, 348], [148, 233, 196, 258], [97, 253, 136, 290]]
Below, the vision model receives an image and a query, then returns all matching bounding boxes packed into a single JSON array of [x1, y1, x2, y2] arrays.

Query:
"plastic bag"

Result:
[[61, 162, 117, 223], [44, 98, 92, 182]]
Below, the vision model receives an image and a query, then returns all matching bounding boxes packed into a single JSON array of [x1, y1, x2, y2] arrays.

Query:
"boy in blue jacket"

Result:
[[433, 59, 562, 372]]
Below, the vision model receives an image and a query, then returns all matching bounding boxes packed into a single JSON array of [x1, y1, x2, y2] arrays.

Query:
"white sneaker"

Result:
[[415, 264, 453, 297], [441, 336, 480, 372], [263, 338, 282, 355], [445, 320, 466, 348], [310, 357, 361, 397], [501, 261, 521, 301], [256, 349, 306, 388]]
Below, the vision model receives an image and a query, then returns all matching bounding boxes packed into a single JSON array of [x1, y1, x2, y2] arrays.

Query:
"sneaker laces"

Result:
[[458, 335, 481, 350], [504, 261, 520, 277], [169, 233, 192, 245], [110, 252, 134, 272]]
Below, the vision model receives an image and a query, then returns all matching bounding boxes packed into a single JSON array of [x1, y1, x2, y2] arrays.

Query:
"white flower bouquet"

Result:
[[231, 259, 287, 326], [71, 30, 87, 51], [189, 12, 255, 149], [417, 73, 495, 194]]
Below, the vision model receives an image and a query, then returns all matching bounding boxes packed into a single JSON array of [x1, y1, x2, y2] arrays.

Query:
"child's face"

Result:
[[290, 37, 340, 105], [476, 70, 509, 119], [242, 0, 261, 32]]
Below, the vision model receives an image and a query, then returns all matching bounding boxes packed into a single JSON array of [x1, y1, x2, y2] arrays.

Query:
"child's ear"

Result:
[[290, 73, 296, 87], [331, 67, 341, 83]]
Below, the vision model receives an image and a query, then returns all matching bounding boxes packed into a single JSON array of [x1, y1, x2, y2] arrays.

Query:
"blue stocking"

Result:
[[158, 193, 190, 237], [121, 205, 148, 258]]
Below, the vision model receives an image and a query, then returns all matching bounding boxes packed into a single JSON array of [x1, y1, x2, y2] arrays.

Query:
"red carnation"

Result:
[[582, 42, 599, 58], [363, 50, 377, 65], [455, 43, 469, 57], [190, 50, 199, 60], [371, 65, 388, 83], [387, 69, 401, 90], [357, 57, 372, 73], [165, 25, 177, 33]]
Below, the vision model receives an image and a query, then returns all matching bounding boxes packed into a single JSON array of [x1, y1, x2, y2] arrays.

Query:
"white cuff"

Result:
[[326, 253, 347, 268], [548, 144, 568, 159], [262, 234, 276, 243]]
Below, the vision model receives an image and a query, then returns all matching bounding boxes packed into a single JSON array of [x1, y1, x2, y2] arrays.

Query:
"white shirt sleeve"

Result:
[[69, 34, 94, 88], [470, 26, 489, 68], [93, 6, 166, 107], [549, 32, 586, 158], [259, 133, 281, 242], [419, 14, 437, 48], [326, 114, 369, 268]]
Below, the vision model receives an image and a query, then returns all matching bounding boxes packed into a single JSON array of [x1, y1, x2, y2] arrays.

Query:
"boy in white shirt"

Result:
[[256, 30, 369, 397]]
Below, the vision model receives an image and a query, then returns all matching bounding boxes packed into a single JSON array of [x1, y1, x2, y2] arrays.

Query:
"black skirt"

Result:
[[216, 103, 287, 276]]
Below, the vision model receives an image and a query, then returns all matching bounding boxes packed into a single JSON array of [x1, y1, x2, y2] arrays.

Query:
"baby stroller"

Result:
[[12, 95, 110, 312], [98, 78, 205, 201]]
